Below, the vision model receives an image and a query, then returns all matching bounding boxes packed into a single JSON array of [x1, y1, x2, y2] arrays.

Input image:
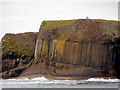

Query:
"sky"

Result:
[[0, 0, 119, 40]]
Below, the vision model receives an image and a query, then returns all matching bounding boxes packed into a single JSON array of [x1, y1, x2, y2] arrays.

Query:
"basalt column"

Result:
[[34, 19, 120, 77], [35, 39, 116, 69]]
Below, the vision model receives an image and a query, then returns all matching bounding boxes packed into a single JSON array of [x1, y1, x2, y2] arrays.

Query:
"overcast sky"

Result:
[[0, 0, 119, 40]]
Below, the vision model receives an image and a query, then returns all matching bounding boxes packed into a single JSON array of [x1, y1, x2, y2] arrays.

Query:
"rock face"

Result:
[[35, 19, 120, 78], [1, 19, 120, 79], [1, 32, 38, 78]]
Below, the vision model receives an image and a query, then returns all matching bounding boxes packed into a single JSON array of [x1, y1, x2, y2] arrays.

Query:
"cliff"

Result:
[[34, 19, 120, 78], [1, 32, 38, 78], [1, 19, 120, 79]]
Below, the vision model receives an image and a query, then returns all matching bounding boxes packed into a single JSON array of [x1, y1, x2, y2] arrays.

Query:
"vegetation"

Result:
[[42, 19, 120, 29], [2, 34, 34, 57], [42, 19, 78, 29], [93, 19, 120, 24]]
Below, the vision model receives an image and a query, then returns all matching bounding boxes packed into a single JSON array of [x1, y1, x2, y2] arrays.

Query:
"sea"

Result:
[[0, 77, 120, 89]]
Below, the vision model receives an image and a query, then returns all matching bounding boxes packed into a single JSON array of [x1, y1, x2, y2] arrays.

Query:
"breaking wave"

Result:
[[0, 77, 120, 85]]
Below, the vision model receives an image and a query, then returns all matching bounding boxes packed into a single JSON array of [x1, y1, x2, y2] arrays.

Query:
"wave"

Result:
[[0, 77, 120, 85], [31, 76, 48, 81], [84, 78, 119, 83]]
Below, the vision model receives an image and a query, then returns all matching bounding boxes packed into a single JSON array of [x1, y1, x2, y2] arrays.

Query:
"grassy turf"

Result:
[[93, 19, 120, 24], [2, 35, 34, 57], [42, 19, 78, 29]]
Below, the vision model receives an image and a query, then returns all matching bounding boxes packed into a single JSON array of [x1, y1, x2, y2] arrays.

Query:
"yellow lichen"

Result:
[[56, 40, 66, 54]]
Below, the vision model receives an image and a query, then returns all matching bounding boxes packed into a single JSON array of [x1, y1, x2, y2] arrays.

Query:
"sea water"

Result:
[[0, 77, 120, 88]]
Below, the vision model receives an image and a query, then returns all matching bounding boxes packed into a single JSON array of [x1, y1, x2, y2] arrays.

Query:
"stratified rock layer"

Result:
[[35, 19, 120, 78]]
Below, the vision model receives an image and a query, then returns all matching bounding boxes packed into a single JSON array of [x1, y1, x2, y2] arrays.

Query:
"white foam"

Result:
[[0, 76, 48, 81], [0, 77, 119, 85], [31, 76, 48, 81], [85, 78, 119, 82], [23, 78, 29, 80]]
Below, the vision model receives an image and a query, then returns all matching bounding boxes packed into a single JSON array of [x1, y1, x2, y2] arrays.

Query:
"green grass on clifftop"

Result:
[[42, 19, 78, 29], [2, 34, 35, 57], [93, 19, 120, 24], [42, 19, 120, 29]]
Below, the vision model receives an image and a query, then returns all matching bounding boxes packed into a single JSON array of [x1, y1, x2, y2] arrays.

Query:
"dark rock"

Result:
[[34, 19, 120, 78], [1, 32, 38, 78], [1, 19, 120, 79]]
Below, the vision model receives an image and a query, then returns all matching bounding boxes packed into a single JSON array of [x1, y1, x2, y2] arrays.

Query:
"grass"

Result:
[[42, 19, 120, 29], [93, 19, 120, 24], [42, 19, 78, 29], [2, 35, 34, 57]]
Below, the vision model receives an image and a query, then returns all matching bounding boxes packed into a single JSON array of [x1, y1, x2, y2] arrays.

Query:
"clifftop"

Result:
[[42, 19, 78, 29], [39, 19, 120, 44], [42, 19, 119, 29], [2, 32, 38, 57]]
